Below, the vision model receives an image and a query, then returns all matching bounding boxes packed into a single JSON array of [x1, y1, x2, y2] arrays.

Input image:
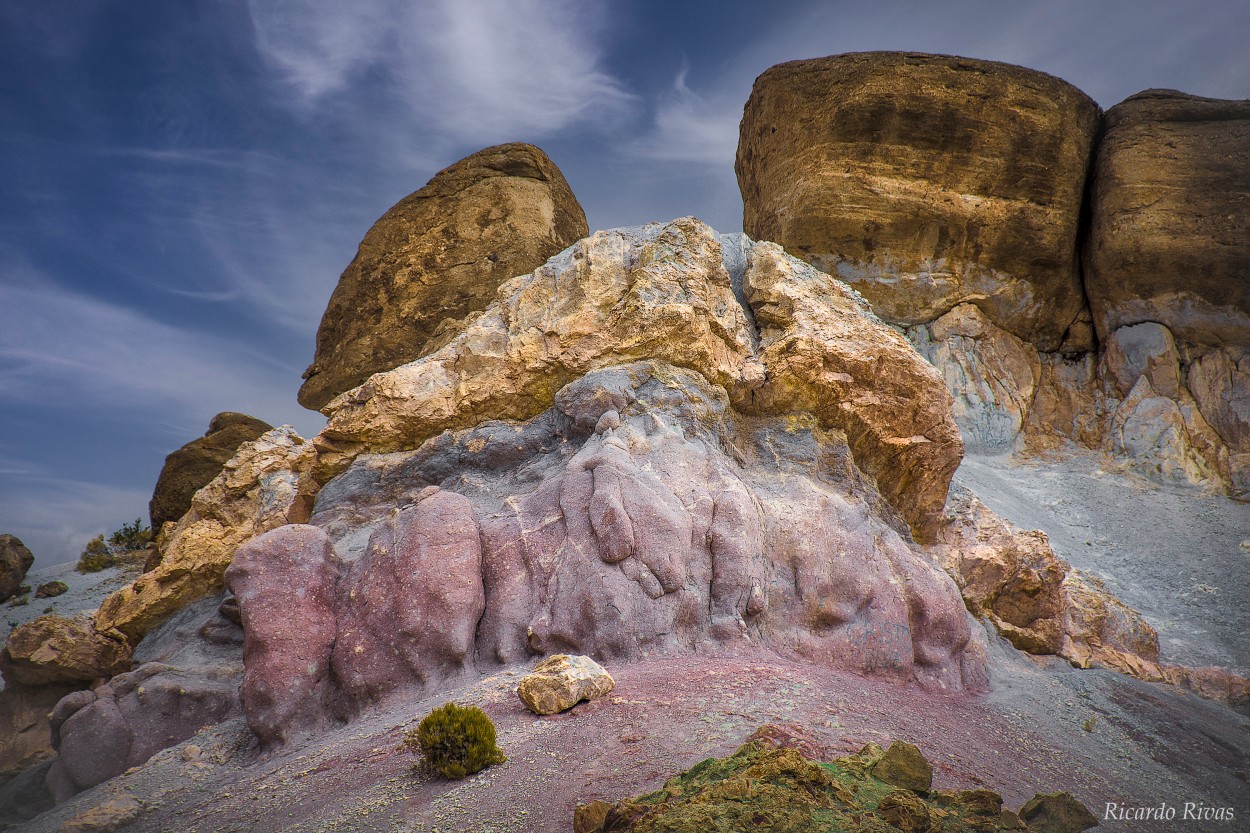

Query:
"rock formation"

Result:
[[0, 534, 34, 603], [95, 425, 316, 643], [148, 411, 272, 533], [737, 51, 1100, 351], [0, 616, 131, 687], [1084, 90, 1250, 346], [299, 142, 589, 411]]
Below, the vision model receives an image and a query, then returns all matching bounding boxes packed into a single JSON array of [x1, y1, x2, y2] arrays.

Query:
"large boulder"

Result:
[[1084, 90, 1250, 346], [0, 534, 34, 603], [95, 426, 317, 643], [737, 52, 1100, 351], [299, 142, 589, 411], [149, 412, 272, 531]]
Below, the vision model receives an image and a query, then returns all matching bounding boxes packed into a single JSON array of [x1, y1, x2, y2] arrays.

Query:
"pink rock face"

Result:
[[226, 524, 340, 747], [331, 489, 485, 707]]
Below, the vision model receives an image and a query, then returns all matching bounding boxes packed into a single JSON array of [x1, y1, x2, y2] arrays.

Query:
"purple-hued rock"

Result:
[[331, 489, 485, 707], [226, 524, 340, 747], [44, 662, 239, 800]]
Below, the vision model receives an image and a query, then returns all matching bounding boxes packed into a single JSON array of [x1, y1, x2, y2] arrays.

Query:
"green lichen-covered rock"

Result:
[[580, 733, 1087, 832], [872, 740, 933, 793]]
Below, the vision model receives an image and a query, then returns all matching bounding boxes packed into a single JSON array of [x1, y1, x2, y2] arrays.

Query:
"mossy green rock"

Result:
[[581, 737, 1040, 832]]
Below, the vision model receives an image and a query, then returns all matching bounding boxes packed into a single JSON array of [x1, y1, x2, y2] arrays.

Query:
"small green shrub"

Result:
[[403, 702, 505, 779], [77, 519, 152, 573], [108, 518, 152, 551]]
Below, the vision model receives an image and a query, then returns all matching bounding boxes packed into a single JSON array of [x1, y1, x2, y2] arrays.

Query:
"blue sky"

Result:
[[2, 0, 1247, 566]]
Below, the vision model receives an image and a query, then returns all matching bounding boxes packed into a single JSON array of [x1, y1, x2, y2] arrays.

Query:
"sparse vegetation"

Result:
[[403, 702, 506, 780], [76, 519, 152, 573]]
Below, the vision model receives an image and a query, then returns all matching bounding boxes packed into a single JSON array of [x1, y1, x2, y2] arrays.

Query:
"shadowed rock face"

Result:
[[299, 142, 588, 411], [149, 412, 272, 532], [0, 534, 34, 603], [232, 361, 986, 745], [1085, 90, 1250, 346], [737, 52, 1100, 351]]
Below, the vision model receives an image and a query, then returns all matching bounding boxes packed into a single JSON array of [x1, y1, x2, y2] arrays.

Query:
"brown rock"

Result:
[[517, 655, 615, 715], [149, 411, 272, 531], [0, 534, 34, 603], [737, 52, 1100, 350], [0, 681, 78, 776], [574, 800, 613, 833], [1, 615, 131, 686], [877, 789, 931, 832], [95, 426, 316, 643], [299, 142, 589, 411], [1188, 347, 1250, 452], [1018, 791, 1098, 833], [871, 740, 932, 792], [1085, 90, 1250, 346], [35, 580, 68, 598]]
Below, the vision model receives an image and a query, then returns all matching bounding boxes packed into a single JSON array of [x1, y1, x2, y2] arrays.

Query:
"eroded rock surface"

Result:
[[737, 52, 1100, 350], [517, 655, 615, 715], [0, 534, 34, 603], [299, 143, 588, 410], [0, 616, 131, 687]]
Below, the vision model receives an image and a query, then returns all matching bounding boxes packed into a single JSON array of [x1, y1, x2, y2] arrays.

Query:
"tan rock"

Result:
[[1103, 321, 1184, 399], [1022, 352, 1106, 452], [1, 615, 131, 686], [149, 411, 272, 531], [1107, 375, 1228, 489], [299, 143, 589, 410], [0, 681, 77, 775], [314, 219, 961, 543], [58, 793, 143, 833], [1084, 90, 1250, 346], [937, 488, 1067, 654], [735, 242, 963, 542], [870, 740, 932, 792], [1059, 571, 1161, 671], [910, 304, 1040, 452], [312, 218, 761, 481], [94, 426, 316, 642], [737, 52, 1100, 350], [517, 654, 615, 715]]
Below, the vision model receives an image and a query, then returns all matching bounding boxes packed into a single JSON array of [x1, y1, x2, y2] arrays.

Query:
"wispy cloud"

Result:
[[0, 261, 321, 436], [626, 64, 742, 166], [248, 0, 637, 145]]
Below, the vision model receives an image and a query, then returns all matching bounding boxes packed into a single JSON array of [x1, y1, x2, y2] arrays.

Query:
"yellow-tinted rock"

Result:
[[299, 143, 588, 411], [517, 654, 614, 715], [94, 426, 316, 642], [738, 52, 1100, 350], [1, 615, 131, 686]]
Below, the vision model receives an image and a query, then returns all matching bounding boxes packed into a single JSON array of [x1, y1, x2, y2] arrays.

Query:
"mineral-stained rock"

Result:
[[871, 740, 933, 793], [737, 52, 1100, 350], [1018, 791, 1099, 833], [299, 142, 589, 411], [331, 490, 485, 709], [1103, 322, 1184, 400], [0, 615, 131, 686], [0, 534, 35, 603], [307, 361, 985, 709], [148, 412, 272, 531], [94, 426, 317, 643], [226, 524, 340, 747], [1084, 90, 1250, 346], [1188, 347, 1250, 453], [909, 304, 1040, 452], [44, 661, 240, 801], [1107, 375, 1228, 488], [937, 488, 1067, 655], [313, 218, 960, 542], [517, 654, 615, 715]]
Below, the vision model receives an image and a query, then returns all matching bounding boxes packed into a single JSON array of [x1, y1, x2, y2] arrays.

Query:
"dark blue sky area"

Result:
[[2, 1, 1247, 564]]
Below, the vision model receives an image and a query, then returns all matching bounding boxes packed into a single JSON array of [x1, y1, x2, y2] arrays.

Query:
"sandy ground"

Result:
[[10, 628, 1249, 833], [955, 451, 1250, 674]]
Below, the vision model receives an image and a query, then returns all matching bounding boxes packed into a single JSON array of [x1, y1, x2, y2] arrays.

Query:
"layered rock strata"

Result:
[[299, 143, 589, 410]]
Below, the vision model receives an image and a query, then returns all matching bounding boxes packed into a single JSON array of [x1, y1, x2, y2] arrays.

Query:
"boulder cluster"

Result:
[[2, 53, 1246, 819]]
